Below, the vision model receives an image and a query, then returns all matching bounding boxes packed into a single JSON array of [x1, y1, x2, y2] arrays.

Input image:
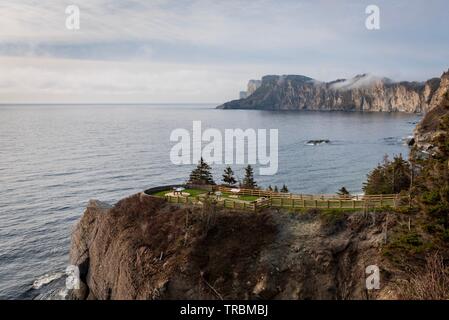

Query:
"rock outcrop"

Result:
[[69, 192, 404, 300], [247, 79, 262, 96], [238, 79, 262, 99], [412, 70, 449, 152], [218, 73, 442, 113]]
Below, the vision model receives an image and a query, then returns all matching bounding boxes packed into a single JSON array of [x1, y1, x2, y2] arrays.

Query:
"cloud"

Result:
[[0, 56, 256, 103], [0, 1, 340, 47], [0, 0, 448, 103]]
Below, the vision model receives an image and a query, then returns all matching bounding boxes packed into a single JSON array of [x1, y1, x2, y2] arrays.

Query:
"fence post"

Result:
[[315, 200, 318, 208]]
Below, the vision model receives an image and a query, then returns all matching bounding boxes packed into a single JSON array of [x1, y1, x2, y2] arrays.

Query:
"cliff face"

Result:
[[247, 79, 262, 96], [413, 70, 449, 151], [218, 74, 441, 113], [239, 79, 262, 99], [69, 192, 405, 300]]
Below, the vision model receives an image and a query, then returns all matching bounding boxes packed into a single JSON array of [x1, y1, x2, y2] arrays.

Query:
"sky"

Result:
[[0, 0, 448, 104]]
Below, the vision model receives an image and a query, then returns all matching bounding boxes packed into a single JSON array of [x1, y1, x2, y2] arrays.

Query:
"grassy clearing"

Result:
[[221, 193, 260, 202], [151, 188, 260, 203], [152, 188, 208, 197]]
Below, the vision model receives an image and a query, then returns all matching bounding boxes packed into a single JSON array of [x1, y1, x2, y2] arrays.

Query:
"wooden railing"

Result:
[[217, 186, 399, 201], [164, 186, 409, 212], [165, 194, 257, 211]]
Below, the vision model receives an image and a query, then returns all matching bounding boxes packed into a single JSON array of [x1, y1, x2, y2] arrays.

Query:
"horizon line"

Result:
[[0, 102, 220, 106]]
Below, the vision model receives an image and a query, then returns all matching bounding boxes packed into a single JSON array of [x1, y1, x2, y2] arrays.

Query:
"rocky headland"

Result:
[[69, 193, 404, 300], [218, 73, 443, 113]]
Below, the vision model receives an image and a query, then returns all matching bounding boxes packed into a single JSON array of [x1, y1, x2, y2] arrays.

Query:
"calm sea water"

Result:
[[0, 104, 420, 299]]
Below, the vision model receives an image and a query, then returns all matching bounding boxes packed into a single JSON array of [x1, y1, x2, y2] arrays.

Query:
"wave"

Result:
[[32, 272, 64, 290]]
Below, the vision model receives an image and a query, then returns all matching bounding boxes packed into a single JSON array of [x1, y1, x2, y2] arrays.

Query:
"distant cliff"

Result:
[[218, 73, 442, 113], [239, 79, 262, 99]]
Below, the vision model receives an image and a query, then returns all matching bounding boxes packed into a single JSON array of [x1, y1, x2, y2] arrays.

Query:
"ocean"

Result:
[[0, 104, 420, 299]]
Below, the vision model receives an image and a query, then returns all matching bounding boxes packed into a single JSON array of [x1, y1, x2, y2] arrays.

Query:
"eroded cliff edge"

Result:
[[412, 70, 449, 151], [69, 193, 409, 300], [217, 73, 443, 113]]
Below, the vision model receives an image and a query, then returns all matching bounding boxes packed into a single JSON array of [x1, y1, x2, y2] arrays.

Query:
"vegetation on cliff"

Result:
[[363, 154, 411, 195], [414, 114, 449, 227]]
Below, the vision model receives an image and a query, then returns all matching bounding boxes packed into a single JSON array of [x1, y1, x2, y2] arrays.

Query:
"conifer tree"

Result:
[[188, 157, 215, 185], [222, 166, 237, 186], [415, 114, 449, 226], [242, 165, 257, 189], [363, 154, 411, 195]]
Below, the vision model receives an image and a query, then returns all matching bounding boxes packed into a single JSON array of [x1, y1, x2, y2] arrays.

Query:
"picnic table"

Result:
[[173, 187, 185, 196]]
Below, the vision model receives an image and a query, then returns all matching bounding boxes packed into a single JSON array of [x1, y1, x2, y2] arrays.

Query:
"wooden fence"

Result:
[[165, 194, 259, 212], [216, 186, 408, 209], [217, 186, 400, 201], [161, 185, 410, 212]]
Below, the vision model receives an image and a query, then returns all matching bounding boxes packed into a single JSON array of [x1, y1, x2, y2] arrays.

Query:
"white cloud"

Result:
[[0, 56, 255, 103], [0, 0, 447, 103], [0, 0, 343, 49]]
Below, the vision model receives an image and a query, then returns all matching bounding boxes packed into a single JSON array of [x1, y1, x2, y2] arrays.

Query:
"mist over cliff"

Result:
[[218, 73, 443, 113]]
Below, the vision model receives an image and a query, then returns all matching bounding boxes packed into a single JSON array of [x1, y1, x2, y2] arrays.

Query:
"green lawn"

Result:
[[152, 188, 207, 197], [221, 193, 260, 202], [184, 189, 208, 197], [151, 189, 260, 202]]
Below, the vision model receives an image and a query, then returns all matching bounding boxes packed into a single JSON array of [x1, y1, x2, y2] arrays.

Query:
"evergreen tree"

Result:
[[222, 166, 237, 186], [267, 185, 273, 192], [188, 157, 215, 185], [274, 185, 279, 193], [242, 165, 257, 189], [363, 154, 411, 195], [415, 114, 449, 226], [280, 184, 289, 193]]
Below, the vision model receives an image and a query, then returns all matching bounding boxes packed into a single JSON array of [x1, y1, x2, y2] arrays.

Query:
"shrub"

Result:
[[399, 253, 449, 300]]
